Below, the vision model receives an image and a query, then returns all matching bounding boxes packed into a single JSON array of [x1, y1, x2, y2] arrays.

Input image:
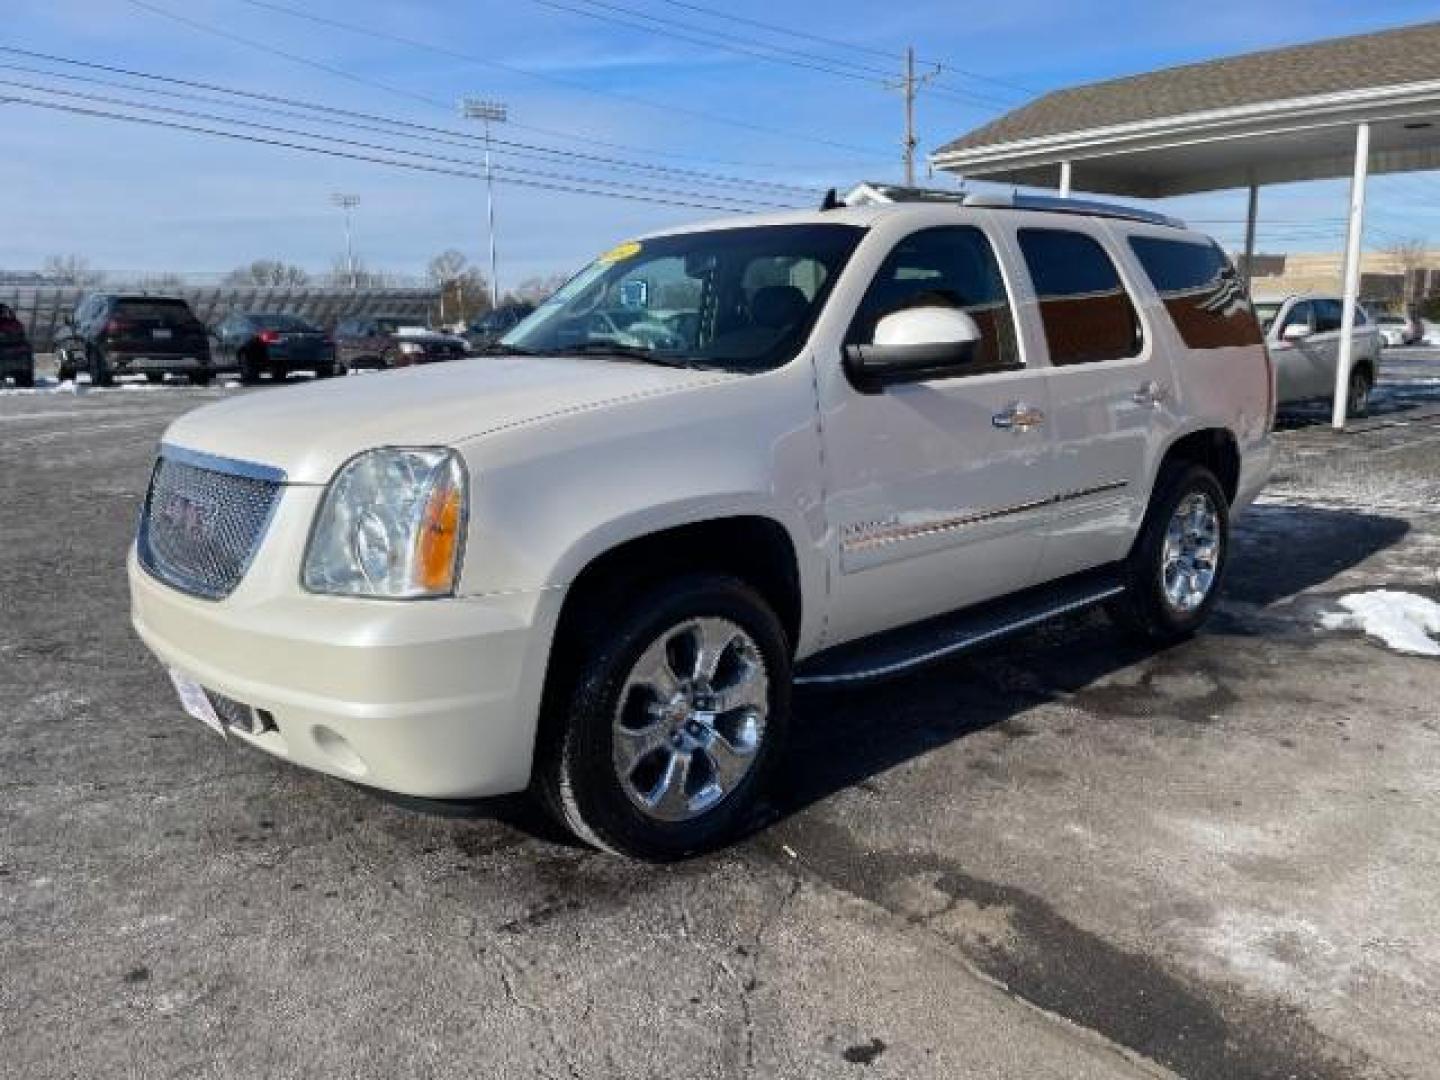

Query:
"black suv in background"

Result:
[[0, 303, 34, 387], [57, 294, 213, 386], [333, 315, 465, 370]]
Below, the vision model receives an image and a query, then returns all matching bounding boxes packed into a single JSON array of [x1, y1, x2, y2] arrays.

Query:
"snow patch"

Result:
[[1321, 591, 1440, 656]]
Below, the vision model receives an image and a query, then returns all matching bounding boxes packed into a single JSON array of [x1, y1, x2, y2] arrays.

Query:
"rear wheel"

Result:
[[239, 347, 263, 385], [1347, 366, 1373, 418], [190, 370, 214, 387], [89, 347, 114, 388], [145, 373, 165, 385], [13, 368, 34, 389], [536, 574, 791, 861], [1108, 463, 1229, 644]]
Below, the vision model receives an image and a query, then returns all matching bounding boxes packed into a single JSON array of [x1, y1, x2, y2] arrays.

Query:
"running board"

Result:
[[794, 567, 1126, 687]]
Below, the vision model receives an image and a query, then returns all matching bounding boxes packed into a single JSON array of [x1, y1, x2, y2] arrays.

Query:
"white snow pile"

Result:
[[1321, 591, 1440, 657]]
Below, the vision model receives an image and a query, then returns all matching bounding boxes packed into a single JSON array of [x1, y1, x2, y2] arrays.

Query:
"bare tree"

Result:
[[134, 272, 186, 290], [42, 254, 105, 287], [427, 250, 490, 323], [507, 272, 569, 306], [1385, 238, 1428, 312], [329, 256, 393, 289], [224, 260, 311, 287]]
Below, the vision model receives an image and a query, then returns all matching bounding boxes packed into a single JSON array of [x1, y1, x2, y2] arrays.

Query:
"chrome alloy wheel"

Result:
[[1160, 491, 1221, 614], [613, 617, 769, 823]]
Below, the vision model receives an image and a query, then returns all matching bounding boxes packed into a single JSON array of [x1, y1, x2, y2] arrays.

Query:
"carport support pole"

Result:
[[1332, 122, 1371, 430], [1242, 182, 1258, 290], [1059, 160, 1073, 198]]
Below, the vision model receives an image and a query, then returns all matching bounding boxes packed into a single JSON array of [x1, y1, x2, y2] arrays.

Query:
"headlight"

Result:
[[302, 448, 468, 598]]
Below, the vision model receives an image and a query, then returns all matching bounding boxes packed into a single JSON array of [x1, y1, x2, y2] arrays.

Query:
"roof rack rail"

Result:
[[961, 192, 1186, 229]]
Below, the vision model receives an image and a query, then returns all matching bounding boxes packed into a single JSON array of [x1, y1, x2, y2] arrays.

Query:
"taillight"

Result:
[[104, 318, 134, 336], [258, 330, 281, 345]]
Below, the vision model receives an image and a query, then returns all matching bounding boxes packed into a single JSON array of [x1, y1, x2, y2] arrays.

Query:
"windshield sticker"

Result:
[[597, 240, 642, 265]]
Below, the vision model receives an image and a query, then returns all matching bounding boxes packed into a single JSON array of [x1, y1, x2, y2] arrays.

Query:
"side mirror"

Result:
[[1282, 322, 1313, 342], [844, 307, 982, 392]]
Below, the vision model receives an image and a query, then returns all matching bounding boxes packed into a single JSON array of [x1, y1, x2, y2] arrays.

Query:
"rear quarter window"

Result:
[[1129, 236, 1262, 350], [1017, 229, 1141, 366]]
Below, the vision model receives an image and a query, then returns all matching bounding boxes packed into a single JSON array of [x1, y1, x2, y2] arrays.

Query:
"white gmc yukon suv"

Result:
[[129, 191, 1274, 859]]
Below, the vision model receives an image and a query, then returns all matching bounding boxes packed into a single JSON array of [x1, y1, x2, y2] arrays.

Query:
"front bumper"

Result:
[[127, 508, 561, 798]]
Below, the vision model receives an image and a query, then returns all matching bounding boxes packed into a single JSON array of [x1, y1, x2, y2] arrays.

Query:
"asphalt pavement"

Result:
[[3, 353, 1439, 1079]]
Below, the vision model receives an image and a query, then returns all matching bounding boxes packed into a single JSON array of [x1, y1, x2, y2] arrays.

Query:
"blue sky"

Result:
[[2, 0, 1437, 289]]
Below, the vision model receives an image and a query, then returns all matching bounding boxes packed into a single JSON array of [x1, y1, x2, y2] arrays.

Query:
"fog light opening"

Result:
[[311, 725, 367, 777]]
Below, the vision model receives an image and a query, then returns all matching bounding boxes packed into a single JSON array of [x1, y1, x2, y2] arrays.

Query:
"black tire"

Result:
[[238, 347, 263, 385], [89, 347, 114, 388], [315, 362, 337, 379], [1347, 366, 1373, 419], [191, 370, 214, 387], [1108, 463, 1230, 644], [535, 574, 792, 861], [145, 373, 165, 385], [13, 368, 34, 389]]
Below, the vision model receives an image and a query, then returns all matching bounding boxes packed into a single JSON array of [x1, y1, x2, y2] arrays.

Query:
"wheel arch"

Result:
[[550, 514, 807, 661], [1153, 426, 1241, 506]]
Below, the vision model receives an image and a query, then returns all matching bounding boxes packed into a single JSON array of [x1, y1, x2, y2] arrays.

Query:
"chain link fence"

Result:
[[1, 286, 442, 351]]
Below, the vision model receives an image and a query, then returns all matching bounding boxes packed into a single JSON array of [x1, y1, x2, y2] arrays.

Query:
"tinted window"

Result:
[[253, 313, 318, 331], [849, 226, 1020, 373], [1282, 301, 1313, 334], [1128, 236, 1262, 350], [1018, 229, 1140, 365], [1314, 299, 1343, 333], [113, 299, 195, 322]]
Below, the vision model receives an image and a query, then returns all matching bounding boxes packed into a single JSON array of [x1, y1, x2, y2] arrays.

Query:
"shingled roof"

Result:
[[937, 21, 1440, 155]]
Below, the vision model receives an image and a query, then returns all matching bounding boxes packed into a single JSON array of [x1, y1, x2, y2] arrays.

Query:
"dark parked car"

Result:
[[0, 303, 34, 388], [56, 294, 213, 386], [462, 303, 535, 353], [211, 311, 337, 383], [333, 315, 466, 370]]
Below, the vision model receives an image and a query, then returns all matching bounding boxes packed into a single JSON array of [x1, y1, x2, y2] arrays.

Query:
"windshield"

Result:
[[501, 223, 864, 372], [1253, 302, 1281, 331]]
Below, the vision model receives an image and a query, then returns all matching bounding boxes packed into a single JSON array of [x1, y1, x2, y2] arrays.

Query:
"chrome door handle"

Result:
[[1132, 380, 1169, 407], [993, 402, 1046, 430]]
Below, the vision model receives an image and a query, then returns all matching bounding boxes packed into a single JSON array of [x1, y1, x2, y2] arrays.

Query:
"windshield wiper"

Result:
[[561, 342, 696, 368]]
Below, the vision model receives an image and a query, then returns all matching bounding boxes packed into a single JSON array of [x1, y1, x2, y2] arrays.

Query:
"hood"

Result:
[[162, 356, 737, 483]]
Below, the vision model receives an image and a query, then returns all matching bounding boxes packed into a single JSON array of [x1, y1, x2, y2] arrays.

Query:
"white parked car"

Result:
[[1373, 312, 1421, 348], [129, 191, 1273, 859], [1252, 293, 1382, 416]]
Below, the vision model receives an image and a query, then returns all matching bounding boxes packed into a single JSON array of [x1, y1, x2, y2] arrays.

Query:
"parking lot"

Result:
[[3, 352, 1439, 1080]]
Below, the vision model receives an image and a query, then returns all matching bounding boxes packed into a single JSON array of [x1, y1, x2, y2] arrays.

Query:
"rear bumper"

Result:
[[109, 350, 212, 372], [127, 510, 563, 798], [0, 344, 32, 373]]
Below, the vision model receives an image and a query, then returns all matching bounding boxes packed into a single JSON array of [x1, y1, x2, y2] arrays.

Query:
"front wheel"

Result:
[[536, 574, 791, 861], [1108, 463, 1230, 644]]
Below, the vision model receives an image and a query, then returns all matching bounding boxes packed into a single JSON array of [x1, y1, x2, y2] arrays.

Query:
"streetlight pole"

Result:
[[461, 98, 507, 309], [330, 193, 360, 291]]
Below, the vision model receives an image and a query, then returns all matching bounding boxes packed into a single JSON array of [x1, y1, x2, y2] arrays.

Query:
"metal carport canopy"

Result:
[[930, 21, 1440, 428]]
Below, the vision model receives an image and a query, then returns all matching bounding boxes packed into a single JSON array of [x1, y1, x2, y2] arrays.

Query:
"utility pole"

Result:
[[461, 98, 507, 309], [330, 193, 360, 291], [891, 47, 941, 187]]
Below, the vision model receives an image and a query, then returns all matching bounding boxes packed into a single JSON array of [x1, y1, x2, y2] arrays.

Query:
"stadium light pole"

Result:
[[330, 193, 360, 291], [461, 98, 506, 309]]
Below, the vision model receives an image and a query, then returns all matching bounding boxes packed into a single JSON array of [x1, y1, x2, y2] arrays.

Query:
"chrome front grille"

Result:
[[138, 446, 285, 600]]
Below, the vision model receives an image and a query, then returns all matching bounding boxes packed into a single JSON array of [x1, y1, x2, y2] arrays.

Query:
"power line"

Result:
[[2, 78, 803, 211], [2, 93, 794, 214], [647, 0, 1035, 98], [215, 0, 891, 158], [528, 0, 1013, 110], [0, 50, 821, 197]]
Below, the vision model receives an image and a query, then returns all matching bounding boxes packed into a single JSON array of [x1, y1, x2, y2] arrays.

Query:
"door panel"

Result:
[[1015, 225, 1161, 580], [820, 224, 1052, 647]]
